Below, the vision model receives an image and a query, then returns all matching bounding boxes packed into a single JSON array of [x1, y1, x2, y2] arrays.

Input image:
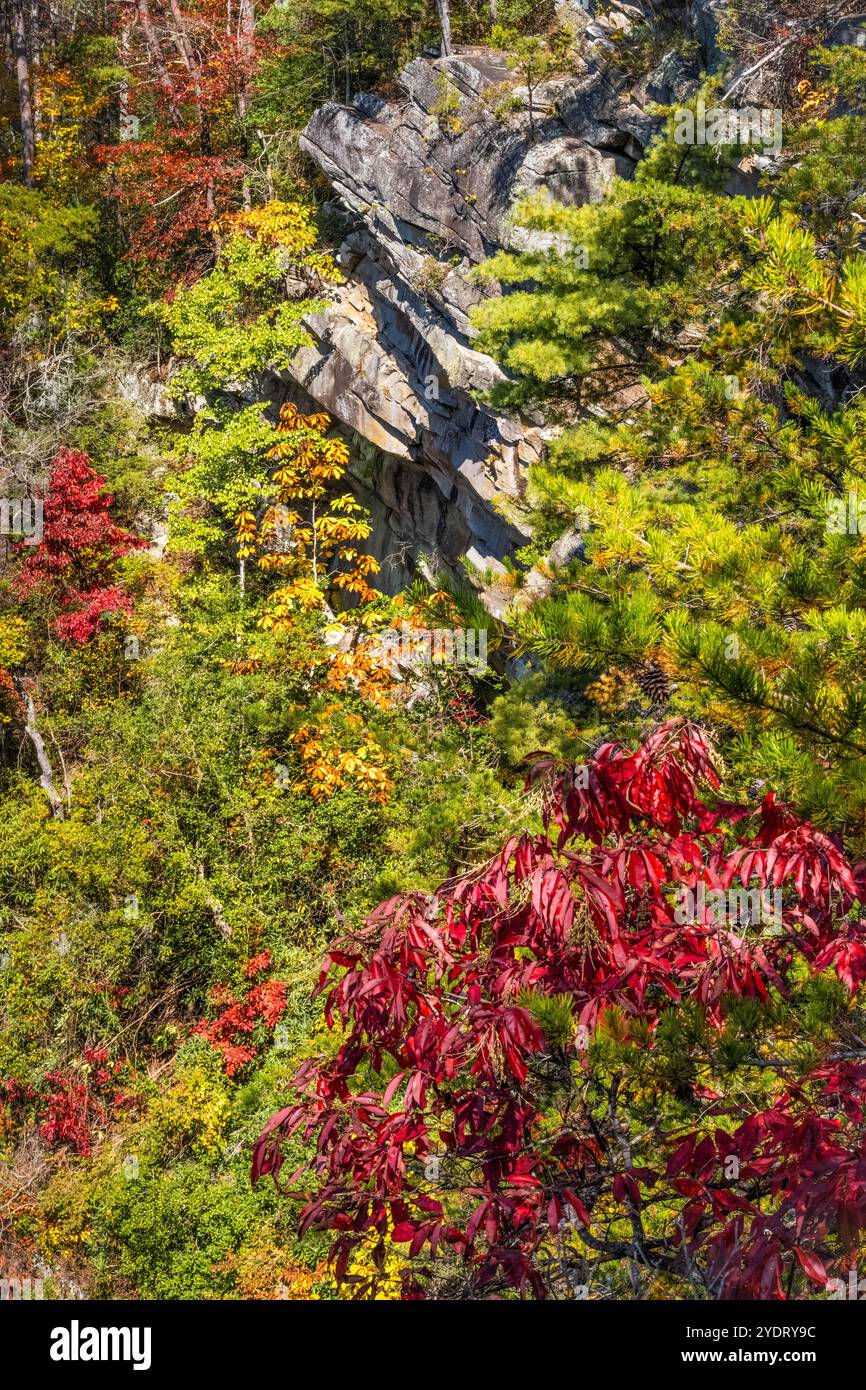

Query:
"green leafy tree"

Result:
[[155, 200, 340, 396]]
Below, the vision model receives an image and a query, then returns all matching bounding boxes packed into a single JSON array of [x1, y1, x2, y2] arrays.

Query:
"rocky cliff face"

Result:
[[270, 3, 733, 591]]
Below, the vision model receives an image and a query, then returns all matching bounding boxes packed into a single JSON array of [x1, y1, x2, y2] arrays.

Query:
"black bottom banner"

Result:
[[2, 1295, 857, 1378]]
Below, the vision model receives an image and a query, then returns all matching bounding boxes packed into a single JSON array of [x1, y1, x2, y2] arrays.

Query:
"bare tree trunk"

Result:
[[256, 126, 275, 200], [29, 0, 40, 140], [136, 0, 180, 125], [169, 0, 205, 133], [13, 678, 64, 818], [434, 0, 452, 57], [168, 0, 214, 207], [11, 0, 35, 186], [235, 0, 255, 206], [235, 0, 255, 120], [118, 22, 130, 138]]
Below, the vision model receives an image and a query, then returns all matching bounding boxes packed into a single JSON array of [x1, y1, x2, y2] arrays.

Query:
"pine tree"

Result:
[[478, 48, 866, 838], [471, 102, 751, 415]]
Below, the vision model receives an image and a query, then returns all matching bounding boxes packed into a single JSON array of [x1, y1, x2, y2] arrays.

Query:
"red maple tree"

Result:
[[195, 951, 289, 1077], [15, 447, 146, 643], [253, 720, 866, 1299]]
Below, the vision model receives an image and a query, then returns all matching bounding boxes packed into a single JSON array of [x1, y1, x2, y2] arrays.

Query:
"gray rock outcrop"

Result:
[[278, 40, 683, 590], [272, 2, 788, 594]]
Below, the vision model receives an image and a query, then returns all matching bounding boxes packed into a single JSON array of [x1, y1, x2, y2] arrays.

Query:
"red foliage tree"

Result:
[[253, 720, 866, 1299], [39, 1048, 129, 1157], [98, 0, 272, 268], [195, 951, 289, 1077], [15, 448, 145, 643]]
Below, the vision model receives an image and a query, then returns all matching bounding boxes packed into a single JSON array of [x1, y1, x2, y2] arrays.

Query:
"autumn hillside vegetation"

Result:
[[2, 0, 866, 1303]]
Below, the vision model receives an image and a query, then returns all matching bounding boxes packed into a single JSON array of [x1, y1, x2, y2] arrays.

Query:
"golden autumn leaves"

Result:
[[233, 401, 380, 621], [227, 402, 395, 806]]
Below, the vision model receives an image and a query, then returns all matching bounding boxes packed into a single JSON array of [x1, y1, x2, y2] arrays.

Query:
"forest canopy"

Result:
[[1, 0, 866, 1312]]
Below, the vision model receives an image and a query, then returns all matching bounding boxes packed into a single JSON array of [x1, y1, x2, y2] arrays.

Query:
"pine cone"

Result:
[[634, 660, 671, 705]]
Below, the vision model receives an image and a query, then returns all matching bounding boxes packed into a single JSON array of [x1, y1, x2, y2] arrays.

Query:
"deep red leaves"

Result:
[[39, 1048, 130, 1156], [14, 448, 145, 643], [253, 720, 866, 1298], [195, 953, 289, 1077]]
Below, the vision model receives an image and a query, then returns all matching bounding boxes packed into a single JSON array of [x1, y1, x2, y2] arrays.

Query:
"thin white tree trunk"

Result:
[[15, 680, 64, 818], [435, 0, 452, 57]]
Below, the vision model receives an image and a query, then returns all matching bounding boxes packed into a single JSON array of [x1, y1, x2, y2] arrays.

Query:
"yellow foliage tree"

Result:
[[0, 615, 26, 724], [230, 402, 381, 628], [33, 67, 106, 196], [227, 410, 397, 805], [289, 705, 393, 806]]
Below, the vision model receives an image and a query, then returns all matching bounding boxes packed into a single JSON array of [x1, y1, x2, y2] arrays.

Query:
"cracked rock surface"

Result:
[[272, 0, 759, 592], [275, 35, 697, 590]]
